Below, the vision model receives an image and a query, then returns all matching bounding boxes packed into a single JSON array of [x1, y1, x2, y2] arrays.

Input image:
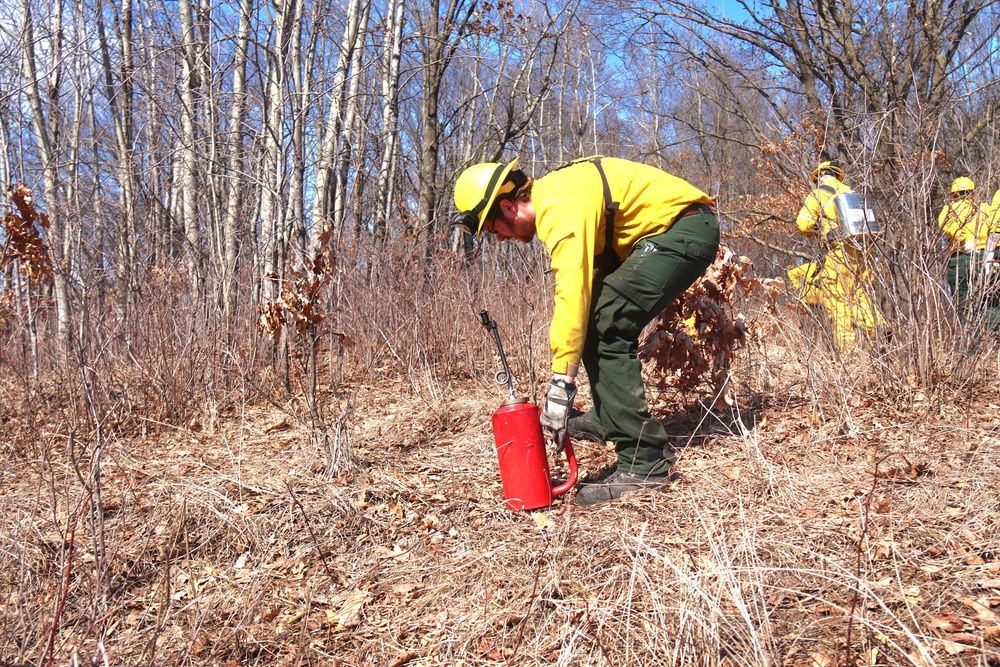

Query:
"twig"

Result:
[[846, 447, 910, 665], [285, 482, 336, 581], [45, 496, 87, 667], [583, 598, 616, 666], [506, 533, 549, 665], [745, 233, 816, 261]]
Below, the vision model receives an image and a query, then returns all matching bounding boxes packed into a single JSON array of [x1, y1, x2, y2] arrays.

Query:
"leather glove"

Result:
[[540, 378, 576, 451]]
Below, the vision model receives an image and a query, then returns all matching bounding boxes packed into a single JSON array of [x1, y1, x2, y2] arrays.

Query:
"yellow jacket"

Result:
[[795, 180, 852, 237], [980, 190, 1000, 237], [532, 157, 712, 374], [939, 197, 988, 253]]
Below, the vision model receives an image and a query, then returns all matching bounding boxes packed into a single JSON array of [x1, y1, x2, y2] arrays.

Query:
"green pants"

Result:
[[948, 252, 1000, 329], [948, 252, 972, 303], [583, 209, 720, 475]]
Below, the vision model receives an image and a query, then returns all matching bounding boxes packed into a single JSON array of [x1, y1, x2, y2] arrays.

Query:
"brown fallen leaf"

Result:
[[939, 633, 980, 654], [387, 650, 419, 667], [809, 652, 836, 667], [984, 626, 1000, 643], [336, 589, 370, 629], [870, 460, 930, 481], [906, 650, 934, 667], [264, 417, 290, 433], [960, 527, 982, 544], [930, 613, 971, 634], [955, 595, 999, 624], [388, 583, 424, 602], [275, 609, 305, 635]]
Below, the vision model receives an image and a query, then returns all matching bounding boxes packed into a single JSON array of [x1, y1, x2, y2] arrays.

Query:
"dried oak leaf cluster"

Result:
[[257, 226, 334, 342], [2, 185, 53, 282], [639, 246, 780, 408]]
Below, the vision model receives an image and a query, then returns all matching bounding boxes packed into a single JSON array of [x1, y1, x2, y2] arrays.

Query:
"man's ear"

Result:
[[498, 199, 515, 219]]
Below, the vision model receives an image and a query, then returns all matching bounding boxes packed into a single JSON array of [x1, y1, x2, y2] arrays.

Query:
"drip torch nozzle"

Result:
[[479, 310, 516, 397]]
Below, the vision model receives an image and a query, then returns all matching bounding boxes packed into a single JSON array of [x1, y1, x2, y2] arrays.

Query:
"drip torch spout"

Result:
[[479, 310, 516, 398]]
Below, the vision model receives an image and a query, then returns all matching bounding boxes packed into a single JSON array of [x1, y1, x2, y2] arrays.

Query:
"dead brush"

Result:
[[4, 201, 1000, 667], [4, 324, 1000, 666]]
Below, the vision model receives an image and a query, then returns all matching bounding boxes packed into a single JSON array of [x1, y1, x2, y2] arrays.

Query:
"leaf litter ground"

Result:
[[3, 363, 1000, 666]]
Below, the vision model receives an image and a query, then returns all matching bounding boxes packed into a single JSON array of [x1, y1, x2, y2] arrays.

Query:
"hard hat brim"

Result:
[[811, 162, 844, 182], [453, 157, 519, 236]]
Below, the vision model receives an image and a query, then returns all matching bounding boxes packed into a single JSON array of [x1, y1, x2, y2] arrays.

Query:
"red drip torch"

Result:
[[480, 310, 577, 511]]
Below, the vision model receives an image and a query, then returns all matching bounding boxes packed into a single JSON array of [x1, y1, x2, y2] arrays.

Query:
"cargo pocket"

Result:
[[604, 229, 719, 314]]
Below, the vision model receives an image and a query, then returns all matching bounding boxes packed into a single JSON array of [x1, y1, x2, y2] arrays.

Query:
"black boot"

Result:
[[567, 410, 605, 443], [574, 469, 670, 506]]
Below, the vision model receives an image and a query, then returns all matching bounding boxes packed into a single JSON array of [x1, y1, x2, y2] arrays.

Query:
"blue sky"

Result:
[[713, 0, 755, 23]]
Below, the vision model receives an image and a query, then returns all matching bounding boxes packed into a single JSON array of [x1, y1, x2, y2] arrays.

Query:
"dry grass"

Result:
[[3, 328, 1000, 667]]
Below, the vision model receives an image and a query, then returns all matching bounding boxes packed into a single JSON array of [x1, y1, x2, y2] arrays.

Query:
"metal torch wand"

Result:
[[479, 310, 516, 399]]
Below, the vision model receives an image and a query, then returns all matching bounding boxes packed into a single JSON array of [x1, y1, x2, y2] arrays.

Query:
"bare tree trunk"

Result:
[[96, 0, 136, 327], [19, 0, 70, 353], [288, 0, 319, 261], [311, 0, 365, 249], [374, 0, 404, 248], [416, 64, 441, 247], [168, 143, 183, 258], [197, 0, 222, 284], [179, 0, 202, 303], [259, 0, 295, 302], [414, 0, 477, 251], [222, 0, 252, 324], [332, 0, 371, 240]]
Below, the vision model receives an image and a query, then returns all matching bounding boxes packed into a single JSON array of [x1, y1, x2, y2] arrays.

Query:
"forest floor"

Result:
[[3, 351, 1000, 667]]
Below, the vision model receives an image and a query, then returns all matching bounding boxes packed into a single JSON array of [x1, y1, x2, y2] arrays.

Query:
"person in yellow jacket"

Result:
[[786, 161, 883, 350], [986, 188, 1000, 222], [454, 156, 720, 506], [983, 187, 1000, 247], [939, 177, 1000, 326]]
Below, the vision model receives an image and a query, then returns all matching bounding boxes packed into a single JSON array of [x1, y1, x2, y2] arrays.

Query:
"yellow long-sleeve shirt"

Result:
[[939, 197, 988, 253], [531, 157, 712, 374], [795, 180, 852, 237], [979, 190, 1000, 239]]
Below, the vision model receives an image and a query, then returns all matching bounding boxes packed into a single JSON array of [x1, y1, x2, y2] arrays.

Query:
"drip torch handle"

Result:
[[479, 310, 516, 396], [551, 437, 578, 498]]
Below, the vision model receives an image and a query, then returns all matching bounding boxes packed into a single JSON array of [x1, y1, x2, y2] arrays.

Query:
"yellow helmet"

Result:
[[950, 176, 975, 194], [453, 157, 519, 235], [811, 161, 844, 182]]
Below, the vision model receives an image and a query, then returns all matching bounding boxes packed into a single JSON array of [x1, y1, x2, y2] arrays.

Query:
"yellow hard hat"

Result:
[[811, 161, 844, 182], [453, 157, 520, 235], [950, 176, 975, 194]]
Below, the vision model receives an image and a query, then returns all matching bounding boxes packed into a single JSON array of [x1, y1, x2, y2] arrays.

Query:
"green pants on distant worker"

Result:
[[582, 210, 720, 476], [948, 251, 1000, 329]]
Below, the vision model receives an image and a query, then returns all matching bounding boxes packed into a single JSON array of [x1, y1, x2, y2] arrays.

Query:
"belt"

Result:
[[678, 203, 714, 218]]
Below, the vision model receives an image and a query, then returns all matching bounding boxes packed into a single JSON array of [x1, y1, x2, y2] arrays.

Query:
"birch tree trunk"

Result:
[[179, 0, 202, 301], [19, 0, 71, 350], [373, 0, 404, 248], [258, 0, 295, 301], [310, 0, 365, 249], [221, 0, 252, 323], [332, 0, 371, 241]]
